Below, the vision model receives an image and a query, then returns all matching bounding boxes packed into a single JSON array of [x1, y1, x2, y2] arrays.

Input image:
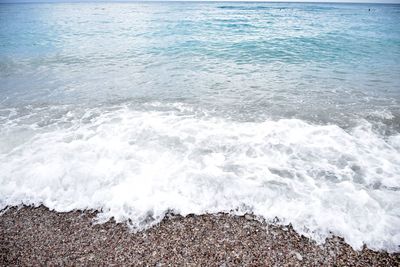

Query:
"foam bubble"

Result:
[[0, 104, 399, 252]]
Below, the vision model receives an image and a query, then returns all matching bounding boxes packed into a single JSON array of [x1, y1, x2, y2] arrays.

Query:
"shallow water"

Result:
[[0, 2, 399, 252]]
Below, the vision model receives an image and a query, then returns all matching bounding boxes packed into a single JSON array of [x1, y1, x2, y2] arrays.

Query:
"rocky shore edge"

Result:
[[1, 206, 399, 266]]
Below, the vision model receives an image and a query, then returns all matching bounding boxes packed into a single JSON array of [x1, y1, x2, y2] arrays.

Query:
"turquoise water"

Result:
[[1, 2, 400, 251], [1, 2, 399, 126]]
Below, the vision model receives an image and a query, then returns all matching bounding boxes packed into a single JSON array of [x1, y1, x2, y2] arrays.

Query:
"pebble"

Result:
[[294, 252, 303, 261], [244, 214, 253, 221]]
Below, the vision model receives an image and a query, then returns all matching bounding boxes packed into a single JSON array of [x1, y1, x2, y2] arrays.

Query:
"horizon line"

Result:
[[1, 0, 400, 4]]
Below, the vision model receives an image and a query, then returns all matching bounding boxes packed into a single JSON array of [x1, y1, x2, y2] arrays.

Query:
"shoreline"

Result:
[[1, 206, 399, 266]]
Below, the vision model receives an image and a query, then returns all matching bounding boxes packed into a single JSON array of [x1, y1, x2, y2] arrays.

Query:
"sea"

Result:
[[0, 1, 399, 252]]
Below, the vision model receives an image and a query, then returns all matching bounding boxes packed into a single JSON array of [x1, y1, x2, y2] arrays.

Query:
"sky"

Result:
[[0, 0, 399, 3]]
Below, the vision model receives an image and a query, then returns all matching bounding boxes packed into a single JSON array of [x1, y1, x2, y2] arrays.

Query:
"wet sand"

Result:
[[1, 206, 399, 266]]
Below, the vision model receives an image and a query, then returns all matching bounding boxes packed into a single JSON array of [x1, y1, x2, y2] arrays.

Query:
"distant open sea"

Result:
[[0, 2, 399, 252]]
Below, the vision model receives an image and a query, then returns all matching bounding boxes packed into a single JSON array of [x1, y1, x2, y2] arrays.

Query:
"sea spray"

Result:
[[1, 104, 399, 252]]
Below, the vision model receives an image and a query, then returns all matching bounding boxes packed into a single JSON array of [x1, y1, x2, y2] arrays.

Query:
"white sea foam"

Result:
[[0, 104, 399, 252], [368, 110, 395, 120]]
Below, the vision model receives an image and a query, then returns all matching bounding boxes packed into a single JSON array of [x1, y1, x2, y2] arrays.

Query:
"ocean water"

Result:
[[1, 2, 400, 252]]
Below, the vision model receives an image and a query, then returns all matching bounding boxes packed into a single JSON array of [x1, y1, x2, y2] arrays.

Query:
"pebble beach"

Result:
[[1, 3, 400, 265], [1, 206, 399, 266]]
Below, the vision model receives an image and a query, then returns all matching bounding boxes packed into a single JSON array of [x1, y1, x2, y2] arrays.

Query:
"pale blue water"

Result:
[[1, 2, 400, 126], [1, 2, 400, 251]]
